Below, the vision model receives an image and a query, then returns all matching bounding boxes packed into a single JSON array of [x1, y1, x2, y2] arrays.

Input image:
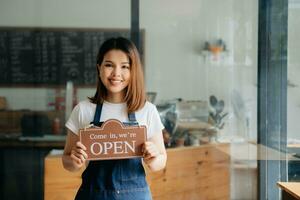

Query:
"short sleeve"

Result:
[[65, 104, 81, 135], [147, 105, 164, 139]]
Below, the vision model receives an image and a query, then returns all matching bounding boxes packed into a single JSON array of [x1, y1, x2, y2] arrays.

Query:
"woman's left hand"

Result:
[[141, 132, 167, 171], [142, 141, 160, 162]]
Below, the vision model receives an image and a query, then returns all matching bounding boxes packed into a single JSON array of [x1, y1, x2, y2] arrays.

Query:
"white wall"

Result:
[[0, 0, 130, 28], [0, 0, 259, 139], [140, 0, 258, 140]]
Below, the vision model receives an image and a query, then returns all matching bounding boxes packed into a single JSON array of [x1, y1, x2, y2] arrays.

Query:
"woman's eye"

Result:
[[122, 65, 130, 69], [104, 64, 112, 67]]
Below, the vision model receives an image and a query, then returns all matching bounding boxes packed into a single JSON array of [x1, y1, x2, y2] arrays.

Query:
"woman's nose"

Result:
[[112, 66, 121, 77]]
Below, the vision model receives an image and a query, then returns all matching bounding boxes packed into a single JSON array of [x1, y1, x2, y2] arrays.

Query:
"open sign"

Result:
[[79, 119, 147, 160]]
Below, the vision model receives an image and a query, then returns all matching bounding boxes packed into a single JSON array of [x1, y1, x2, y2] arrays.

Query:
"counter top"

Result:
[[0, 134, 66, 148]]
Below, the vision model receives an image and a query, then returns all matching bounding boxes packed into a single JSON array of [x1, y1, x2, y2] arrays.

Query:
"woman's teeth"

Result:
[[110, 80, 122, 84]]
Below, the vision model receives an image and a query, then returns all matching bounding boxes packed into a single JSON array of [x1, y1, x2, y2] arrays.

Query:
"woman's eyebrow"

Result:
[[103, 60, 129, 65], [103, 60, 113, 63]]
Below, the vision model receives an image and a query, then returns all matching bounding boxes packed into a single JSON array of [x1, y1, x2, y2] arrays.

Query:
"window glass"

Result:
[[287, 0, 300, 182], [140, 0, 258, 199]]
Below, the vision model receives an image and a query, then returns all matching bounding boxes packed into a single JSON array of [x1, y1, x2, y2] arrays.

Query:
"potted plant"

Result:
[[208, 95, 228, 142]]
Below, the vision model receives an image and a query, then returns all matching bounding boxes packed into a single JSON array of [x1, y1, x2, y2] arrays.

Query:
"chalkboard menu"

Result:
[[0, 28, 144, 86]]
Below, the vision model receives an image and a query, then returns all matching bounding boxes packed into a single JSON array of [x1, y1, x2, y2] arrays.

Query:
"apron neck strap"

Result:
[[92, 103, 103, 125]]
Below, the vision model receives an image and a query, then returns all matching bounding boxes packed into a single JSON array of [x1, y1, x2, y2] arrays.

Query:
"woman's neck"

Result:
[[106, 93, 125, 103]]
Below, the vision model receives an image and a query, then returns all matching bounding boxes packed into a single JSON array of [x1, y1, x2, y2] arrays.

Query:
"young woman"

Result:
[[62, 37, 167, 200]]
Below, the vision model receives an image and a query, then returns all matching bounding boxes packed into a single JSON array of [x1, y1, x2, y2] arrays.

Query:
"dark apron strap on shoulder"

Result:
[[92, 104, 102, 125]]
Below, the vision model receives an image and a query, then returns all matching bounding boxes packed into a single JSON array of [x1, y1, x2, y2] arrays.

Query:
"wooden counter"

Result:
[[44, 143, 230, 200], [277, 182, 300, 200]]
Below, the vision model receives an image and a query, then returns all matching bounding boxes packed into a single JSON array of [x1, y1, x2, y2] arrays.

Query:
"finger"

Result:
[[142, 142, 150, 152], [71, 149, 78, 157], [73, 143, 88, 159], [78, 154, 86, 162], [71, 150, 82, 161], [75, 148, 88, 159], [71, 154, 82, 165], [143, 150, 153, 158], [71, 149, 86, 163], [144, 144, 157, 154], [146, 151, 158, 158], [144, 154, 152, 160], [147, 147, 160, 157], [73, 150, 86, 161], [144, 148, 153, 156], [144, 153, 156, 161], [144, 141, 153, 148], [143, 142, 154, 150], [81, 150, 88, 159], [144, 141, 151, 145], [76, 141, 87, 150], [143, 156, 152, 162]]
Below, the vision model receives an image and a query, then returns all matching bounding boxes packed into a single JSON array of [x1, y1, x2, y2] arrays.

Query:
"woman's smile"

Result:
[[109, 78, 124, 85]]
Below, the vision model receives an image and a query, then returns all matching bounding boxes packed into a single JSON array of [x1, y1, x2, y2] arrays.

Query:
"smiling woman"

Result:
[[62, 37, 167, 200]]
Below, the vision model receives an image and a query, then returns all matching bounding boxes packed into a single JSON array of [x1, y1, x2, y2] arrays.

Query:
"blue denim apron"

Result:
[[75, 104, 152, 200]]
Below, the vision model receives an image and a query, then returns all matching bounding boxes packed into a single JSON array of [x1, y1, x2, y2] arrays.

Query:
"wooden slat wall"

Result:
[[44, 143, 230, 200]]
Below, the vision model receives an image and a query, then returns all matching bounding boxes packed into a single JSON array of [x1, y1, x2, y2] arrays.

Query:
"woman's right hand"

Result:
[[70, 141, 88, 168]]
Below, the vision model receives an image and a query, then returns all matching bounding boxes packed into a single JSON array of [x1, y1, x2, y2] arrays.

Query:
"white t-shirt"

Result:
[[65, 100, 164, 139]]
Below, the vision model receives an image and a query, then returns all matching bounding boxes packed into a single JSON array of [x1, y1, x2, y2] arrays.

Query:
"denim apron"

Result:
[[75, 104, 152, 200]]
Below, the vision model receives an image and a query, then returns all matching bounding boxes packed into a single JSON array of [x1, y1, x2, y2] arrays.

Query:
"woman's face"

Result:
[[98, 50, 131, 102]]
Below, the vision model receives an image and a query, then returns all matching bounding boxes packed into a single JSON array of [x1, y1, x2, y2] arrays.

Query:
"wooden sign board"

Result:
[[79, 119, 147, 160]]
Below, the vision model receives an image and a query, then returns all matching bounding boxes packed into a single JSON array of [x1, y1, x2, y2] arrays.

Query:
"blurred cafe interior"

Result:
[[0, 0, 300, 200]]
